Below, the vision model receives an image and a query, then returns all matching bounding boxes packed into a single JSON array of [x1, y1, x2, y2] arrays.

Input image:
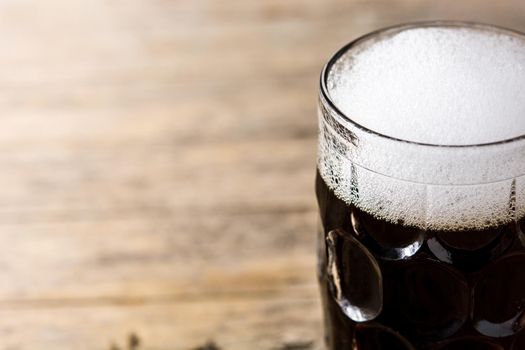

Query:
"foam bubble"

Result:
[[318, 23, 525, 231], [327, 25, 525, 145]]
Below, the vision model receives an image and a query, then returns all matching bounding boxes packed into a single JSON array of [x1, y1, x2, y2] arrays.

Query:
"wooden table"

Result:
[[2, 1, 525, 349]]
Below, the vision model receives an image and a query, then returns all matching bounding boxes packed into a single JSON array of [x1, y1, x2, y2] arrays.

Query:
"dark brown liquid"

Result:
[[316, 171, 525, 350]]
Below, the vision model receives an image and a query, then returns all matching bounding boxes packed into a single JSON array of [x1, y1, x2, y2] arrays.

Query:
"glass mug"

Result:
[[316, 22, 525, 349]]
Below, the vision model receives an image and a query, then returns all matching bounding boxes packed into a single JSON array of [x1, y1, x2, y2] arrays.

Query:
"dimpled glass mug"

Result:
[[316, 22, 525, 349]]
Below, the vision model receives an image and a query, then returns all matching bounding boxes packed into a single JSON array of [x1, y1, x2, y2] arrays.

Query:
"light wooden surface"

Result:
[[2, 1, 525, 349]]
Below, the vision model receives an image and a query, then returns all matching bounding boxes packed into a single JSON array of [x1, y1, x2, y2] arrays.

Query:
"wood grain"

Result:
[[2, 0, 525, 349]]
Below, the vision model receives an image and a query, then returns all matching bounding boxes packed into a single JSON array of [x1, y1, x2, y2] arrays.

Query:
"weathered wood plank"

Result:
[[0, 78, 317, 143], [0, 75, 319, 222], [0, 0, 521, 87], [0, 138, 316, 221], [0, 211, 317, 300], [0, 296, 322, 350]]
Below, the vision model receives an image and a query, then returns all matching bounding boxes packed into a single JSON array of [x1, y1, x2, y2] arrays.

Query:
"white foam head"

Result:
[[327, 24, 525, 145], [318, 23, 525, 231]]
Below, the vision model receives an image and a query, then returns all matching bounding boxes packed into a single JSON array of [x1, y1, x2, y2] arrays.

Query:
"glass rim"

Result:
[[320, 20, 525, 149]]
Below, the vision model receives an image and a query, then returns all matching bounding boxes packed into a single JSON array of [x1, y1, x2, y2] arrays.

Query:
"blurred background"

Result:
[[2, 0, 525, 349]]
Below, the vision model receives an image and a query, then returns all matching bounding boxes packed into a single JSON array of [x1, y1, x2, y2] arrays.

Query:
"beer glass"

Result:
[[316, 22, 525, 349]]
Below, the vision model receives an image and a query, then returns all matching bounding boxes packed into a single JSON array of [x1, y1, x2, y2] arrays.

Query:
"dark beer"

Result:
[[316, 171, 525, 349], [317, 22, 525, 350]]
